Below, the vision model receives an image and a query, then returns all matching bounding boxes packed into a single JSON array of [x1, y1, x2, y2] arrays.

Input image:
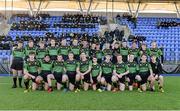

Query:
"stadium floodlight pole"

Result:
[[78, 0, 83, 14], [87, 0, 93, 14], [11, 0, 13, 18], [35, 0, 43, 17], [26, 0, 34, 16], [4, 0, 7, 20], [127, 1, 132, 15], [106, 0, 108, 22], [174, 2, 180, 18], [112, 0, 114, 20], [135, 2, 141, 18]]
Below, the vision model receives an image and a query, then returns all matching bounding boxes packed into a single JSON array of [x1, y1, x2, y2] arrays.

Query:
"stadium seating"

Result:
[[117, 17, 180, 61]]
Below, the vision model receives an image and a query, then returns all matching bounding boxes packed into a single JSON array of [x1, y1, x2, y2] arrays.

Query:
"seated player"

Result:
[[150, 55, 164, 92], [100, 54, 114, 91], [24, 52, 40, 92], [127, 54, 139, 91], [47, 38, 59, 61], [91, 56, 102, 91], [135, 55, 154, 92], [11, 40, 24, 88], [64, 52, 81, 92], [77, 52, 92, 91], [36, 54, 53, 90], [47, 55, 68, 92], [112, 54, 129, 92]]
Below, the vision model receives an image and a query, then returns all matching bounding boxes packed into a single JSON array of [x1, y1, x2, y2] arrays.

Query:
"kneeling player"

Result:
[[100, 54, 114, 91], [47, 55, 68, 92], [64, 52, 81, 91], [135, 55, 154, 92], [24, 52, 40, 92], [91, 56, 102, 91], [77, 52, 92, 91], [127, 54, 139, 91], [36, 54, 53, 90], [112, 54, 129, 91], [150, 55, 164, 92]]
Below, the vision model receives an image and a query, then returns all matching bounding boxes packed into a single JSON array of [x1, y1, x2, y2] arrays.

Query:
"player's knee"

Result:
[[76, 74, 81, 81], [135, 75, 141, 81], [111, 75, 117, 82]]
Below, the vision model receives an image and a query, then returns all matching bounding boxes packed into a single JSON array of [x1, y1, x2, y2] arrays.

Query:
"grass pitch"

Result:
[[0, 76, 180, 110]]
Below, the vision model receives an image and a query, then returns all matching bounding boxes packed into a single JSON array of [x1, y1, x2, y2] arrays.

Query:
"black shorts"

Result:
[[97, 59, 102, 64], [29, 72, 38, 83], [40, 71, 52, 83], [119, 75, 126, 83], [11, 58, 24, 70], [83, 72, 91, 83], [53, 72, 63, 83], [103, 74, 112, 84], [139, 72, 150, 85], [50, 55, 57, 61], [127, 73, 137, 81], [92, 76, 98, 84], [67, 71, 76, 84]]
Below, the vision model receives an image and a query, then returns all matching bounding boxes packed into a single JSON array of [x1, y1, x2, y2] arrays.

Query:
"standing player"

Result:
[[149, 41, 163, 63], [64, 52, 81, 91], [112, 42, 120, 64], [91, 56, 102, 91], [36, 54, 53, 90], [23, 52, 40, 92], [77, 52, 92, 91], [59, 38, 69, 61], [95, 43, 103, 64], [127, 54, 139, 91], [36, 41, 47, 60], [70, 39, 80, 60], [102, 42, 113, 57], [47, 38, 59, 61], [150, 55, 164, 92], [120, 41, 129, 62], [112, 54, 129, 91], [24, 39, 37, 61], [139, 43, 150, 58], [128, 42, 139, 63], [135, 55, 154, 92], [100, 54, 114, 91], [47, 55, 68, 92], [11, 40, 24, 88], [81, 37, 90, 58]]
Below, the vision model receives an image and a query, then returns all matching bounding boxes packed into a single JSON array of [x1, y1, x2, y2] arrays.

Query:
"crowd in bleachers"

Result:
[[157, 21, 180, 28]]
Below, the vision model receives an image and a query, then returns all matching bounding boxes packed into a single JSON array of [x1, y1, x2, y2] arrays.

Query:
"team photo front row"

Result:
[[10, 39, 164, 93]]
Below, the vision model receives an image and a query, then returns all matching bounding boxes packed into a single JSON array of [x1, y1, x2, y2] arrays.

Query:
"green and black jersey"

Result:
[[79, 60, 92, 72], [103, 49, 113, 56], [127, 61, 139, 74], [149, 48, 163, 58], [39, 60, 53, 71], [59, 45, 69, 56], [64, 59, 79, 72], [129, 48, 139, 58], [95, 50, 103, 60], [114, 62, 129, 74], [120, 47, 129, 56], [36, 48, 47, 59], [101, 61, 114, 75], [70, 45, 80, 55], [139, 49, 150, 57], [81, 47, 90, 57], [47, 46, 59, 56], [53, 61, 64, 74], [139, 62, 152, 73], [12, 47, 24, 58], [24, 59, 40, 73], [91, 63, 101, 77], [25, 46, 37, 57]]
